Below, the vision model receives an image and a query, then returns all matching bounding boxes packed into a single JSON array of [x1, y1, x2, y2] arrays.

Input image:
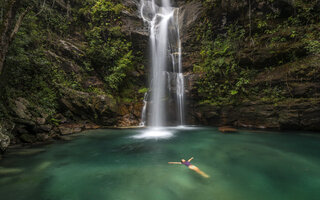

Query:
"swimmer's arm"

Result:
[[168, 162, 181, 164], [188, 157, 194, 162]]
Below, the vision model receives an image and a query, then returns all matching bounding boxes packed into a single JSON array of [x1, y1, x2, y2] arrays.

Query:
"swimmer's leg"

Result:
[[189, 165, 210, 178]]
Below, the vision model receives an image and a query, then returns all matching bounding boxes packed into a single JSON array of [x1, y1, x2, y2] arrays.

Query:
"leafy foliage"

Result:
[[195, 25, 250, 105], [0, 0, 138, 120], [5, 13, 58, 114], [84, 0, 134, 93], [195, 0, 320, 105]]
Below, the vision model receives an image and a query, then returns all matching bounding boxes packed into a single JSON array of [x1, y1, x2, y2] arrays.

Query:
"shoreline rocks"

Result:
[[0, 131, 10, 152], [218, 127, 238, 133], [187, 99, 320, 132], [0, 122, 13, 152]]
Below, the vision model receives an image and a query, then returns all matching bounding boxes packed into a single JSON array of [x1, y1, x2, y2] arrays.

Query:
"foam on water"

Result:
[[132, 128, 174, 139]]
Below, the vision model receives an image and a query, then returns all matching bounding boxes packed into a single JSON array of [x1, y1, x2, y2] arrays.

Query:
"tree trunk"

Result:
[[0, 0, 30, 75], [0, 0, 15, 75], [0, 43, 9, 76]]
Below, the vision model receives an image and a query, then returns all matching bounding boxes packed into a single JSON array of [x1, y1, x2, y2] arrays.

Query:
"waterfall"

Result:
[[140, 0, 185, 127], [139, 92, 148, 127]]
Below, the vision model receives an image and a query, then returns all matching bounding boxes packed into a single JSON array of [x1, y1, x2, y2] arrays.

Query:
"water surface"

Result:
[[0, 127, 319, 200]]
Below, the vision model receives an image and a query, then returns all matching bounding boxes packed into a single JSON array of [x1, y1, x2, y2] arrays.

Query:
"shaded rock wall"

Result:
[[189, 99, 320, 131], [180, 0, 320, 131]]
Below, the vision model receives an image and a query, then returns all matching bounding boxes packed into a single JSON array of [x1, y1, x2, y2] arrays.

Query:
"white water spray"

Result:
[[140, 0, 185, 127]]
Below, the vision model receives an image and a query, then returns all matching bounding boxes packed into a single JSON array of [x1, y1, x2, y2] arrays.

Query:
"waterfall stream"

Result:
[[140, 0, 185, 127]]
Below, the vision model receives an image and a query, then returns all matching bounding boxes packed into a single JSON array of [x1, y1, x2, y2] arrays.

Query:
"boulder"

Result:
[[36, 118, 46, 125], [38, 124, 53, 132], [59, 88, 118, 126], [0, 122, 13, 152], [12, 98, 31, 120], [84, 123, 101, 129], [58, 124, 84, 135], [54, 113, 68, 124], [0, 132, 10, 152]]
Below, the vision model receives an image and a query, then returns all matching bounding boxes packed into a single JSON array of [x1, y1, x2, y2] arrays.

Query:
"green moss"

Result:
[[138, 88, 148, 94]]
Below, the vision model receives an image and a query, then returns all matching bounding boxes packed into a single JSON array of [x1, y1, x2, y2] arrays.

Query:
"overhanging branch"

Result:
[[9, 6, 32, 40]]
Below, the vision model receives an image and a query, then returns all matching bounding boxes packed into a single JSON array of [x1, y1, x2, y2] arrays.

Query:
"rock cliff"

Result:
[[0, 0, 148, 151], [180, 0, 320, 131]]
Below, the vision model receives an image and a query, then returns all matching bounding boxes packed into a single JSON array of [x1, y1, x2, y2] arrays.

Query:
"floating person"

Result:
[[168, 157, 210, 178]]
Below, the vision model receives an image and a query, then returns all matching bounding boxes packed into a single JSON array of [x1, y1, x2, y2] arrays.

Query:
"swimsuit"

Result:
[[182, 161, 191, 167]]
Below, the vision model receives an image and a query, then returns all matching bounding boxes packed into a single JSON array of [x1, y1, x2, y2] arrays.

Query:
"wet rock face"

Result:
[[117, 102, 143, 127], [178, 1, 203, 72], [6, 98, 53, 144], [178, 1, 203, 40], [187, 100, 320, 131], [59, 88, 119, 126], [2, 92, 107, 145], [185, 66, 320, 131], [121, 0, 149, 52]]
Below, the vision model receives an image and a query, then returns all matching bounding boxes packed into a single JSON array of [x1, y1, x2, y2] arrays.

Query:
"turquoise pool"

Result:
[[0, 127, 319, 200]]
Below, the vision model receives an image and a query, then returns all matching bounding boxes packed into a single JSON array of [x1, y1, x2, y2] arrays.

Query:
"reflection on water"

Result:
[[0, 128, 320, 200]]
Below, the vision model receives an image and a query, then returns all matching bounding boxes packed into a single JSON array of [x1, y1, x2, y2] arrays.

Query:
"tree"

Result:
[[0, 0, 32, 75]]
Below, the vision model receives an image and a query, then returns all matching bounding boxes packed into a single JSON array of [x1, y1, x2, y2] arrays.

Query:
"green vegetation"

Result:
[[0, 0, 145, 122], [195, 0, 320, 106], [84, 0, 134, 93], [195, 25, 250, 105], [4, 12, 59, 114]]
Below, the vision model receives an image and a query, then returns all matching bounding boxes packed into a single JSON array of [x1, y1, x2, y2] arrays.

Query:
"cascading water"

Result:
[[139, 92, 148, 127], [140, 0, 185, 128]]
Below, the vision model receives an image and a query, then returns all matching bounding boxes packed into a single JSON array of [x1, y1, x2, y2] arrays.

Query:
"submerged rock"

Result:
[[219, 127, 238, 133], [34, 161, 52, 172], [0, 167, 23, 175], [7, 148, 45, 156]]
